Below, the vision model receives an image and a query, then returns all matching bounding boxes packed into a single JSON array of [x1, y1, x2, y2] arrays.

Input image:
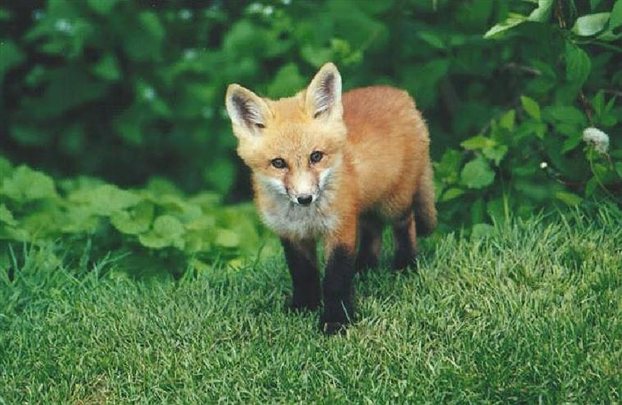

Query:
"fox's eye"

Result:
[[310, 151, 324, 164], [271, 158, 287, 169]]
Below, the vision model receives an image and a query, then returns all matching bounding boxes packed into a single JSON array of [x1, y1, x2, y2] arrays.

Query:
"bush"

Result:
[[0, 156, 276, 277], [1, 0, 620, 234]]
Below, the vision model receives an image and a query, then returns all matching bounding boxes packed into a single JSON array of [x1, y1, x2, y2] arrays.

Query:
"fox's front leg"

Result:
[[320, 218, 357, 334], [281, 238, 321, 311]]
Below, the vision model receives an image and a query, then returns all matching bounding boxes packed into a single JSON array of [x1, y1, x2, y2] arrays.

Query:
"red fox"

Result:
[[225, 63, 436, 334]]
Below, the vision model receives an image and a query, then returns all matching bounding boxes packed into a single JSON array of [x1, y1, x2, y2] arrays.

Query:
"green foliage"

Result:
[[0, 158, 276, 277], [0, 0, 620, 235], [435, 0, 622, 230]]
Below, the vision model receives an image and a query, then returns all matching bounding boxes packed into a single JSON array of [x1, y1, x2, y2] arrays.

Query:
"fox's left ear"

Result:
[[305, 62, 343, 120]]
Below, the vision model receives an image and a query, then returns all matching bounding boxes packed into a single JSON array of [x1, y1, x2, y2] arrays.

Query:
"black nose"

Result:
[[297, 195, 313, 206]]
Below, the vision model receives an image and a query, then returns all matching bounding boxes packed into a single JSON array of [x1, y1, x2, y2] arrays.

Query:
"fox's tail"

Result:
[[414, 161, 437, 236]]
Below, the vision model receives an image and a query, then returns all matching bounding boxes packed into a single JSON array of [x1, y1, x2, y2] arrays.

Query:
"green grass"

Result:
[[1, 209, 621, 403]]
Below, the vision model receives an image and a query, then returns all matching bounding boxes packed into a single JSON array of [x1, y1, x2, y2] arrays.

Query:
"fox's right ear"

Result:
[[225, 84, 270, 136]]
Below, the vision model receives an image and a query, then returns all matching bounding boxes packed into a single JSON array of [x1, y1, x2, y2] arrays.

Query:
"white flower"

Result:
[[248, 3, 263, 13], [183, 49, 197, 60], [32, 10, 45, 21], [54, 19, 73, 33], [540, 161, 548, 169], [142, 87, 156, 101], [263, 5, 274, 16], [179, 9, 193, 20], [582, 127, 610, 154]]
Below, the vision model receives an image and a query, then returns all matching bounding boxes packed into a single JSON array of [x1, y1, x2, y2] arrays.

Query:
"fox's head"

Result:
[[225, 63, 346, 207]]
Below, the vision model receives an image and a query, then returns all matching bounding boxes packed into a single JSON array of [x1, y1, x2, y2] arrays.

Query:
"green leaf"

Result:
[[571, 12, 610, 36], [0, 204, 17, 226], [555, 191, 582, 206], [2, 165, 57, 202], [499, 109, 516, 131], [461, 135, 495, 150], [215, 229, 240, 248], [565, 43, 591, 87], [86, 0, 119, 14], [615, 162, 622, 178], [460, 156, 495, 189], [110, 201, 155, 235], [520, 95, 541, 121], [0, 41, 25, 79], [69, 184, 141, 216], [484, 13, 528, 38], [610, 0, 622, 28], [139, 215, 185, 249], [483, 145, 508, 166], [440, 188, 465, 202], [266, 63, 306, 99], [124, 12, 165, 61], [527, 0, 554, 22], [92, 53, 121, 81]]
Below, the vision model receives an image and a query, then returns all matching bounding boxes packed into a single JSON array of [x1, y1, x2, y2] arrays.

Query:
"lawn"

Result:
[[1, 209, 621, 403]]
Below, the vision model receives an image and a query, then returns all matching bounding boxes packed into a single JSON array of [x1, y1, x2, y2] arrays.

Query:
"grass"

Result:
[[1, 209, 621, 403]]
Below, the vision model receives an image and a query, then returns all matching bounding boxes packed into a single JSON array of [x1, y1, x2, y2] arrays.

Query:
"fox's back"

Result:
[[342, 86, 430, 216]]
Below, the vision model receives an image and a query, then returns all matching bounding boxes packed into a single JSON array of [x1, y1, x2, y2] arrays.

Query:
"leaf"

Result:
[[483, 145, 508, 166], [110, 201, 155, 235], [0, 40, 25, 79], [565, 43, 591, 87], [92, 53, 121, 81], [69, 184, 141, 216], [571, 12, 610, 36], [543, 106, 586, 125], [520, 95, 541, 121], [499, 109, 516, 131], [527, 0, 554, 22], [124, 11, 165, 61], [215, 229, 240, 248], [138, 215, 185, 249], [461, 135, 495, 150], [440, 188, 465, 202], [615, 162, 622, 178], [610, 0, 622, 29], [2, 165, 57, 202], [86, 0, 119, 14], [460, 157, 495, 189], [0, 204, 17, 226], [266, 63, 306, 99], [484, 13, 528, 38], [555, 191, 582, 206]]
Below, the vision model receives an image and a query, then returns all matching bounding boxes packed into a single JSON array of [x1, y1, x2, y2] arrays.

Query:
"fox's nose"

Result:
[[296, 195, 313, 206]]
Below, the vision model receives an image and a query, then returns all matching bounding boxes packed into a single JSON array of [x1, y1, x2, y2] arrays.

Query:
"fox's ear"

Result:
[[305, 62, 342, 119], [225, 84, 270, 136]]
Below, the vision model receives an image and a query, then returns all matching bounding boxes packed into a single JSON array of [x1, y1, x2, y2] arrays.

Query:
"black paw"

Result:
[[355, 254, 379, 273], [321, 321, 348, 335], [392, 250, 418, 272], [286, 294, 321, 312], [319, 299, 354, 335]]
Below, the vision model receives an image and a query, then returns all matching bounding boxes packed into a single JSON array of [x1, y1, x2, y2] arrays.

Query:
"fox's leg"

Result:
[[281, 238, 321, 311], [392, 211, 418, 271], [320, 218, 358, 334], [355, 214, 383, 273]]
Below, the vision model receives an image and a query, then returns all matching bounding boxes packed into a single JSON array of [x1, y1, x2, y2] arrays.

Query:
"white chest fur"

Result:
[[259, 189, 338, 241]]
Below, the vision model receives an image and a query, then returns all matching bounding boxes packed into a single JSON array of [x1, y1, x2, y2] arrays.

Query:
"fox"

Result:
[[225, 63, 436, 334]]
